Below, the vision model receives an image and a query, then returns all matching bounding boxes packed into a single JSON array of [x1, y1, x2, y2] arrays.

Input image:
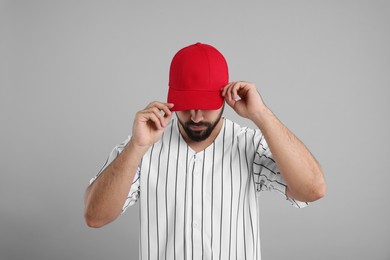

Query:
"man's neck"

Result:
[[178, 118, 224, 153]]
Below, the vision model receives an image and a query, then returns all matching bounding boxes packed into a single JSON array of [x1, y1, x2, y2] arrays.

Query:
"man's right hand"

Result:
[[130, 101, 174, 150]]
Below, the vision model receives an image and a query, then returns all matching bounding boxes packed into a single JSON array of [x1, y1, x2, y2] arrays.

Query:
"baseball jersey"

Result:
[[90, 117, 308, 260]]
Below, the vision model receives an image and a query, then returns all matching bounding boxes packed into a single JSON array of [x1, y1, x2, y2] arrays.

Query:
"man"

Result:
[[84, 42, 326, 260]]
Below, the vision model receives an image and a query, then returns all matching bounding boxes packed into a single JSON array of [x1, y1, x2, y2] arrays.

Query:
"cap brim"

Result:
[[167, 88, 224, 111]]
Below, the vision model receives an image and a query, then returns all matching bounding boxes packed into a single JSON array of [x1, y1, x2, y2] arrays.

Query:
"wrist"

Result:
[[250, 104, 271, 122], [126, 138, 150, 157]]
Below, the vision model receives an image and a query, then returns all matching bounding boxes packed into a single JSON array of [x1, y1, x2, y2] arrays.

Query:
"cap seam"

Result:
[[198, 44, 212, 90]]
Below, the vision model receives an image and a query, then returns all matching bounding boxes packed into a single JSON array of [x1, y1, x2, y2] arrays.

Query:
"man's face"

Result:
[[176, 104, 224, 142]]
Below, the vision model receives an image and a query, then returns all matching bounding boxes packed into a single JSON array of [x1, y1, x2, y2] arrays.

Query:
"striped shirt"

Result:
[[90, 117, 308, 260]]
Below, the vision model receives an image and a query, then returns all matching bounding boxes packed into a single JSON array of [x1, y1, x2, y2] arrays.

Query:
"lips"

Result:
[[189, 125, 207, 131]]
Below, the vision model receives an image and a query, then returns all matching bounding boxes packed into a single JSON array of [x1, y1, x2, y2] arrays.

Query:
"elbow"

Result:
[[305, 166, 327, 202], [317, 181, 327, 199], [84, 203, 114, 228], [307, 180, 327, 202], [84, 206, 119, 228], [84, 211, 106, 228]]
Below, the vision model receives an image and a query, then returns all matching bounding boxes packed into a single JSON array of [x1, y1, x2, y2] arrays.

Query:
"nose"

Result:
[[190, 110, 204, 123]]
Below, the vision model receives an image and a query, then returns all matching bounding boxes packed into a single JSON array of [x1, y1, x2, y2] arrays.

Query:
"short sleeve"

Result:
[[121, 166, 140, 213], [89, 135, 141, 213], [253, 131, 308, 209]]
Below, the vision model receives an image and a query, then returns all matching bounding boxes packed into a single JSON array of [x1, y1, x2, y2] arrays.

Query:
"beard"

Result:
[[177, 108, 223, 142]]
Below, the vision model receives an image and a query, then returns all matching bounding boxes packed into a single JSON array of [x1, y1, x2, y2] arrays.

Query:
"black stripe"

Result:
[[211, 142, 215, 260], [251, 130, 259, 259], [244, 131, 255, 258], [146, 144, 155, 260], [219, 121, 226, 260], [254, 133, 264, 196], [183, 146, 189, 259], [291, 198, 301, 208], [132, 172, 140, 184], [173, 134, 180, 260], [255, 174, 287, 189], [255, 151, 276, 163], [165, 124, 173, 260], [236, 138, 245, 260], [201, 150, 205, 260], [228, 121, 234, 260], [253, 162, 280, 175], [241, 134, 248, 259], [251, 131, 257, 161], [257, 135, 266, 151], [191, 155, 195, 260], [139, 158, 143, 260], [156, 137, 165, 258]]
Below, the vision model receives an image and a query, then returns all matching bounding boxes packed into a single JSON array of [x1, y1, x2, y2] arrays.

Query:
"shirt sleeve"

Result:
[[252, 130, 309, 209], [89, 135, 141, 213]]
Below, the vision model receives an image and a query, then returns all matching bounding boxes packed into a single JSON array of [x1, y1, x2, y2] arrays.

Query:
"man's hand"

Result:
[[130, 101, 174, 150], [222, 81, 326, 202], [84, 101, 173, 228], [221, 81, 266, 121]]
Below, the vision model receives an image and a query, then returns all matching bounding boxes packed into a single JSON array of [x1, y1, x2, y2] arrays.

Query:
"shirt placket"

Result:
[[185, 151, 203, 260]]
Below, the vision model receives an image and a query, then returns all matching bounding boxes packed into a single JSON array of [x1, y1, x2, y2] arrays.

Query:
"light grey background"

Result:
[[1, 1, 389, 259]]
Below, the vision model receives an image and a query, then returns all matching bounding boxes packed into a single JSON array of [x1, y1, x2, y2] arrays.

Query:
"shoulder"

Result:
[[223, 118, 261, 138]]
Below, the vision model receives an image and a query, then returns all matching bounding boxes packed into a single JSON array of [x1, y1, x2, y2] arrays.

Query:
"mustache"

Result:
[[185, 122, 211, 127]]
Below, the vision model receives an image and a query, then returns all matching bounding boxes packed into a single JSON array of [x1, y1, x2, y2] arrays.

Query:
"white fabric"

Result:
[[90, 118, 308, 260]]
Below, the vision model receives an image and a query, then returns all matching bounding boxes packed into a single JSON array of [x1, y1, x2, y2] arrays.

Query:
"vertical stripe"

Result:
[[235, 133, 243, 260], [156, 137, 165, 258], [146, 144, 155, 260], [256, 135, 264, 193], [165, 125, 174, 260], [201, 150, 205, 260], [237, 139, 247, 260], [251, 130, 259, 259], [183, 146, 189, 259], [191, 155, 195, 260], [173, 134, 180, 260], [219, 121, 226, 260], [228, 122, 234, 260], [139, 158, 144, 260], [211, 142, 215, 260], [244, 130, 255, 258]]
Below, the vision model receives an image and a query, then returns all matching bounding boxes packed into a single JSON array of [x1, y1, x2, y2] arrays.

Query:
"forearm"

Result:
[[84, 140, 147, 227], [251, 106, 326, 202]]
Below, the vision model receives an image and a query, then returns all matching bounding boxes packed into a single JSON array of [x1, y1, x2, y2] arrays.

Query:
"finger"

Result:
[[224, 93, 236, 108], [162, 103, 174, 117], [146, 102, 174, 117], [148, 107, 167, 127], [163, 111, 173, 125], [225, 83, 235, 101], [221, 82, 233, 98], [227, 82, 241, 101], [231, 82, 241, 100], [139, 107, 165, 129], [144, 112, 163, 130]]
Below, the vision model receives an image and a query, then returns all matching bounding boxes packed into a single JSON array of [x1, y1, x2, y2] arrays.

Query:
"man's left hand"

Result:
[[221, 81, 266, 120]]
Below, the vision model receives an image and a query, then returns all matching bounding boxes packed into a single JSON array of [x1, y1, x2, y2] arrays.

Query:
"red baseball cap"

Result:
[[167, 42, 229, 111]]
